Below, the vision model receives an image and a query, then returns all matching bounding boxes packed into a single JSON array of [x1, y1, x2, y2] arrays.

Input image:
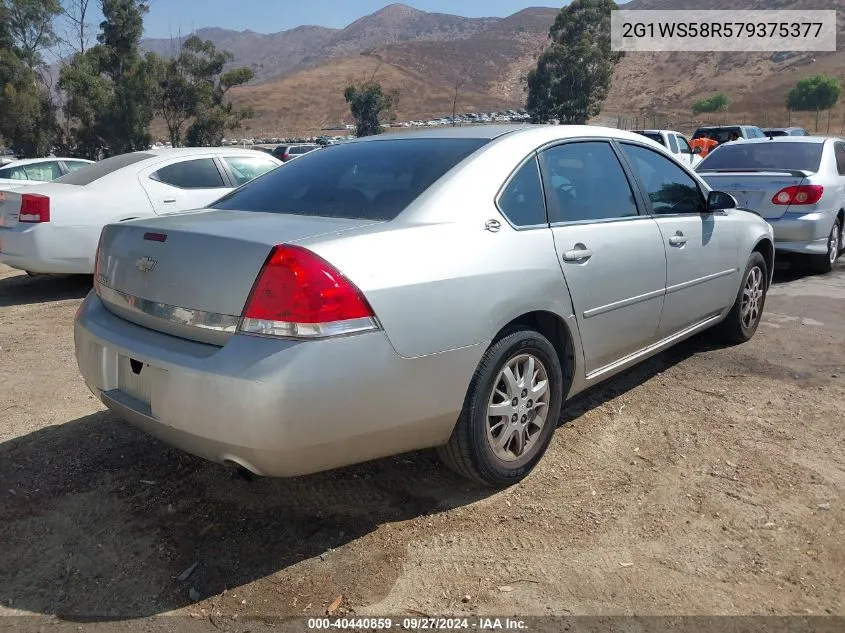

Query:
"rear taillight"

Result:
[[19, 194, 50, 222], [772, 185, 824, 205], [93, 231, 105, 292], [239, 244, 378, 338]]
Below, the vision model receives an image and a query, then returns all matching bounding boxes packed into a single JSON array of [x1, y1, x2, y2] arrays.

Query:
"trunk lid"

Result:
[[97, 209, 381, 345], [697, 170, 813, 219]]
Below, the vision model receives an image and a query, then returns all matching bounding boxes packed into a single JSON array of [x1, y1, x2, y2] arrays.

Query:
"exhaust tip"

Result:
[[221, 456, 263, 481]]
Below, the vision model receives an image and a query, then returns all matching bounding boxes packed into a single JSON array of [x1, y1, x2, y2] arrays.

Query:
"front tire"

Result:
[[808, 218, 841, 274], [438, 328, 563, 487], [716, 251, 768, 344]]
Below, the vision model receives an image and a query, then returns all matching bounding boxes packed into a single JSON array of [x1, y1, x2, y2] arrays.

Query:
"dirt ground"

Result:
[[0, 259, 843, 626]]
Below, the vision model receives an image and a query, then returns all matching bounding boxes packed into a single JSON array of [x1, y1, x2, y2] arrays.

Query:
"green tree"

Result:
[[526, 0, 622, 124], [787, 74, 841, 132], [58, 0, 156, 157], [162, 35, 255, 147], [692, 93, 729, 115], [344, 78, 398, 137], [0, 0, 61, 156]]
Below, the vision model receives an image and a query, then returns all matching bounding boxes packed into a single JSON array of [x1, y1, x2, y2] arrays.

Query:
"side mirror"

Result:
[[692, 146, 702, 154], [706, 190, 737, 213]]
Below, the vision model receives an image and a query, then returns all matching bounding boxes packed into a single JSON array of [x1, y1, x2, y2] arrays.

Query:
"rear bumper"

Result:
[[74, 292, 482, 477], [768, 211, 838, 256], [0, 224, 94, 274]]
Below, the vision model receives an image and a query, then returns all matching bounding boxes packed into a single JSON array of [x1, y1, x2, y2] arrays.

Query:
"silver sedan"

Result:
[[75, 125, 774, 486], [696, 136, 844, 273]]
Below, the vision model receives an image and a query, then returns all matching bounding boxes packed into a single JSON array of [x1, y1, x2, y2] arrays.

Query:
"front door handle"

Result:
[[668, 231, 687, 247], [562, 246, 594, 262], [162, 198, 176, 204]]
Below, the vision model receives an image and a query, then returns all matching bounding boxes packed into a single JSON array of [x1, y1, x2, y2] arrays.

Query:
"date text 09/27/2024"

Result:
[[306, 617, 528, 630]]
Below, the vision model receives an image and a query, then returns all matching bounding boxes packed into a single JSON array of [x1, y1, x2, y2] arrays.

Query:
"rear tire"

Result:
[[438, 328, 563, 487], [808, 218, 841, 275], [716, 251, 767, 344]]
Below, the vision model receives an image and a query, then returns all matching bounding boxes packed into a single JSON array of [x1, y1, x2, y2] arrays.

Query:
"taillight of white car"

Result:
[[239, 244, 379, 339], [18, 194, 50, 223]]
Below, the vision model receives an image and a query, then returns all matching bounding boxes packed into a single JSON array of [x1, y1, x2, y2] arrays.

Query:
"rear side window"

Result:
[[21, 161, 62, 181], [55, 152, 154, 185], [834, 144, 845, 175], [497, 157, 546, 227], [211, 138, 489, 221], [223, 156, 279, 187], [698, 142, 824, 172], [538, 141, 639, 223], [152, 158, 225, 189]]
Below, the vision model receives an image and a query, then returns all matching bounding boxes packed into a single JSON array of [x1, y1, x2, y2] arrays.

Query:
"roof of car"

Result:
[[0, 157, 92, 167], [762, 127, 805, 131], [344, 124, 666, 145], [729, 136, 830, 145], [143, 147, 270, 156]]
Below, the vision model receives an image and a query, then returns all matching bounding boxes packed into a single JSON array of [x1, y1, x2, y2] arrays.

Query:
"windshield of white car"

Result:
[[698, 142, 823, 172], [633, 132, 664, 146], [211, 138, 490, 221], [53, 152, 155, 185]]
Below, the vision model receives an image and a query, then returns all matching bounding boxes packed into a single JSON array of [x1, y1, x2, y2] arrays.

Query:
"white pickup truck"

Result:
[[632, 130, 703, 169]]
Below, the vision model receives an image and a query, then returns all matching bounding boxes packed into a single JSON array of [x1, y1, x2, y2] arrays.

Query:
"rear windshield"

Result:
[[634, 132, 664, 146], [211, 138, 489, 221], [692, 127, 741, 143], [698, 142, 824, 172], [54, 152, 154, 185]]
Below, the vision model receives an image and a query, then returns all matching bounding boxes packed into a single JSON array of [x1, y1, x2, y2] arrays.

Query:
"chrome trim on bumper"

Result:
[[97, 283, 240, 343]]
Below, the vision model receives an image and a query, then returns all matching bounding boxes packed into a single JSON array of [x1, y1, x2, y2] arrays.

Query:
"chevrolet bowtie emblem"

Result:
[[135, 256, 157, 273]]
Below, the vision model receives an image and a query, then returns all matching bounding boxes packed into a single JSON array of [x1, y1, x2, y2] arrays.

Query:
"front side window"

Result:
[[667, 134, 679, 153], [538, 141, 639, 223], [620, 143, 706, 215], [64, 160, 91, 172], [497, 156, 546, 227], [223, 156, 279, 187], [677, 135, 693, 155], [152, 158, 225, 189]]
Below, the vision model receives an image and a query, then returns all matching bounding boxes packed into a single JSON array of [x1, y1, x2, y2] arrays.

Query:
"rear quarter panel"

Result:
[[300, 130, 579, 360]]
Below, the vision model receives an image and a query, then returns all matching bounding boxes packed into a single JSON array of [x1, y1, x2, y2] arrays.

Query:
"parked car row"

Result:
[[54, 124, 775, 487], [0, 148, 281, 275]]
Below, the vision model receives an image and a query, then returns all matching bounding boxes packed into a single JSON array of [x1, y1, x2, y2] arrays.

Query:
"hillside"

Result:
[[144, 0, 845, 137], [604, 0, 845, 121]]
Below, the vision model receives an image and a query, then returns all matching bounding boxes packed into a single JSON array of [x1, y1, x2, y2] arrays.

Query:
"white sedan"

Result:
[[0, 157, 94, 190], [0, 147, 281, 275]]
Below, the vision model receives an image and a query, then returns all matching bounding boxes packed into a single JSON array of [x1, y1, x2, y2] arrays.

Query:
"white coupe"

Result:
[[0, 157, 94, 191], [0, 148, 281, 275]]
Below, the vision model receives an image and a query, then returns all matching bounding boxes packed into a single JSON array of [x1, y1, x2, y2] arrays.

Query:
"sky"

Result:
[[129, 1, 565, 39]]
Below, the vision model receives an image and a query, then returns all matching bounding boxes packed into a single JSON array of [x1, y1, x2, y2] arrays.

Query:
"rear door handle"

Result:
[[562, 247, 594, 262], [668, 232, 687, 247], [162, 198, 176, 204]]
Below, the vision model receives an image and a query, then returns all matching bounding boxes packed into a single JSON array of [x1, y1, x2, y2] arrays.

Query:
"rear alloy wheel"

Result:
[[808, 218, 841, 274], [716, 251, 768, 344], [438, 328, 563, 487]]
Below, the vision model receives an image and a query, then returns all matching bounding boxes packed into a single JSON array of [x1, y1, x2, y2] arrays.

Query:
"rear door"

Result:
[[618, 142, 739, 337], [140, 156, 232, 214], [540, 140, 666, 375]]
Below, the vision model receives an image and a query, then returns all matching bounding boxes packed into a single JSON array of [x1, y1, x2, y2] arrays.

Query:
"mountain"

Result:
[[139, 0, 845, 137], [141, 3, 503, 83]]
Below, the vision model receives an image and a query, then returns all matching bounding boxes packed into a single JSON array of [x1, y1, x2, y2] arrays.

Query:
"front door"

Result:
[[618, 142, 740, 337], [539, 140, 667, 376]]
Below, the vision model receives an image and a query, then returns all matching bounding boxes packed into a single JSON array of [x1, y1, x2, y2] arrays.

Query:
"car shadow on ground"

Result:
[[0, 273, 92, 307], [0, 335, 722, 621]]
